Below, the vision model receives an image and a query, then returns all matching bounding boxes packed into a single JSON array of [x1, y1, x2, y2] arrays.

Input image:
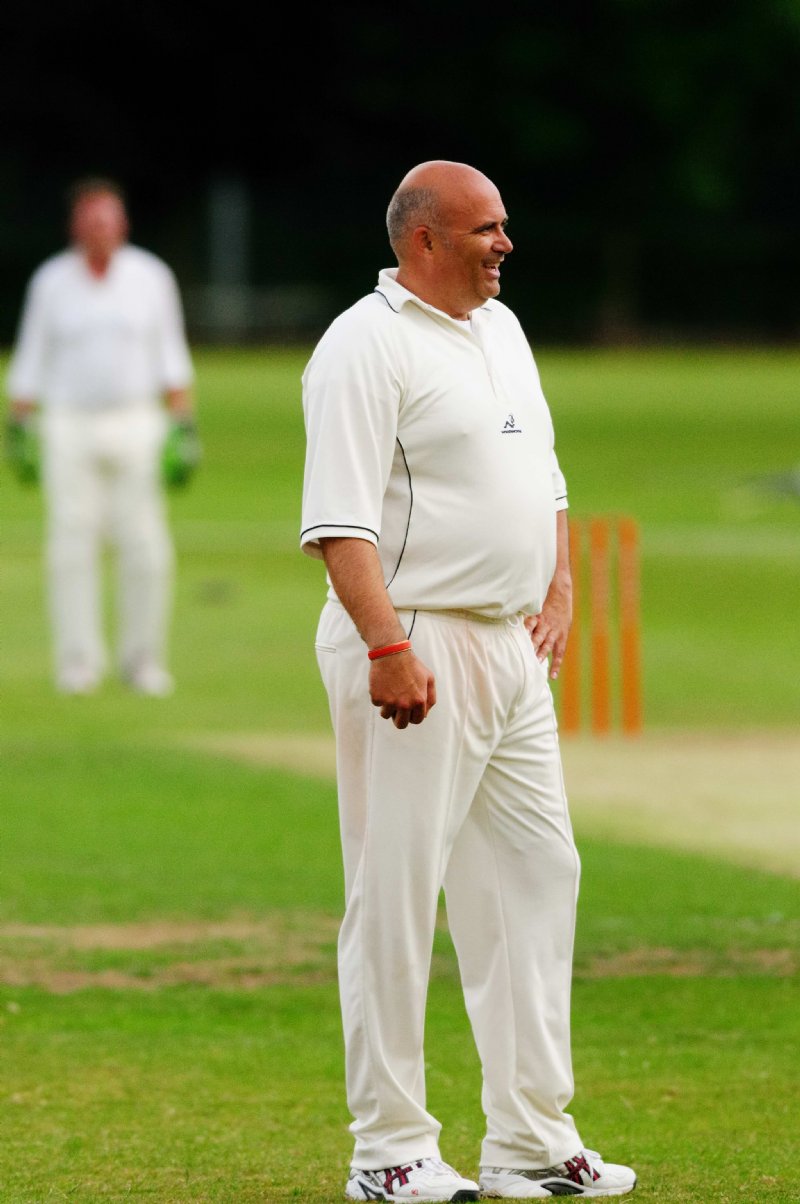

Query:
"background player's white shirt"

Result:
[[301, 268, 568, 619], [6, 245, 193, 409]]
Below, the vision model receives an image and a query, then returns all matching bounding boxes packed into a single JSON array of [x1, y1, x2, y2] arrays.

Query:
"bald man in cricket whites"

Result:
[[300, 161, 637, 1202]]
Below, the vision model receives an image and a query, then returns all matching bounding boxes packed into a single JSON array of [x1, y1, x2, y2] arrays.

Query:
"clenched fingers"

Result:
[[370, 653, 436, 728]]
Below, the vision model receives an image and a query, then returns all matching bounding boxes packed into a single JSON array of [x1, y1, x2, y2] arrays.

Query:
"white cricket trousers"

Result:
[[41, 406, 173, 685], [315, 600, 583, 1171]]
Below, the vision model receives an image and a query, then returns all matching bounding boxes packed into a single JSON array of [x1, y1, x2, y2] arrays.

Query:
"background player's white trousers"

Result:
[[41, 407, 173, 686], [316, 601, 583, 1171]]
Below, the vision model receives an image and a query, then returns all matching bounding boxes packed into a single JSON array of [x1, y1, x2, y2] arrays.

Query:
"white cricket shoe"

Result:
[[480, 1149, 636, 1197], [345, 1156, 479, 1201], [57, 666, 100, 695], [124, 664, 174, 697]]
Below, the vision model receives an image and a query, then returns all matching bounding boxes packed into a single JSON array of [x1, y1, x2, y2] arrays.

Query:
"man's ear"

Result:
[[410, 225, 435, 254]]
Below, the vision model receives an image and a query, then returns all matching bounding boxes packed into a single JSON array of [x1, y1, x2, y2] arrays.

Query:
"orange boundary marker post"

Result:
[[589, 517, 612, 734], [560, 517, 582, 734], [618, 516, 643, 735]]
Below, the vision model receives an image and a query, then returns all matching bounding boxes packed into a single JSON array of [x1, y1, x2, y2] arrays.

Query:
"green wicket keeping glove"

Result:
[[5, 416, 40, 485], [162, 416, 202, 488]]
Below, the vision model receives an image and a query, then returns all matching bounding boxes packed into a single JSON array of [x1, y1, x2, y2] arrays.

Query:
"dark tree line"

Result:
[[2, 0, 800, 343]]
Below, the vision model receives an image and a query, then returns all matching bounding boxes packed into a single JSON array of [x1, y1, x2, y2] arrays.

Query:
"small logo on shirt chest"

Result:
[[502, 413, 522, 434]]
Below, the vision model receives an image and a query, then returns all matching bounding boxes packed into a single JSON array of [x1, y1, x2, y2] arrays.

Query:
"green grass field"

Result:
[[1, 346, 798, 1202]]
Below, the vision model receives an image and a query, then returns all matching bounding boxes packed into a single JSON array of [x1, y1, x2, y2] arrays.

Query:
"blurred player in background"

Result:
[[301, 160, 637, 1201], [5, 177, 200, 695]]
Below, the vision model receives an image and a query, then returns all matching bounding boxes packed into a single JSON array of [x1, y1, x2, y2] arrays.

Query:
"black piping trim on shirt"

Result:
[[301, 523, 380, 542], [384, 437, 412, 588], [407, 611, 417, 639], [373, 288, 397, 312]]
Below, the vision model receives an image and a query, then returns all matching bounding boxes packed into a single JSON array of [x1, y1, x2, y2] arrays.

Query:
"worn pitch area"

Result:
[[3, 730, 796, 992]]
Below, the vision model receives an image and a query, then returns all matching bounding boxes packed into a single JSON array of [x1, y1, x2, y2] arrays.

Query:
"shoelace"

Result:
[[555, 1150, 604, 1181]]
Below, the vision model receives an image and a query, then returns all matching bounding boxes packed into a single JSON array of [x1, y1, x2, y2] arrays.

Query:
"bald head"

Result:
[[385, 159, 512, 318], [386, 160, 499, 259]]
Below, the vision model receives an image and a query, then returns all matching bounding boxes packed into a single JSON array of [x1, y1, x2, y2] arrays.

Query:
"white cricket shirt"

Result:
[[301, 268, 568, 619], [6, 245, 193, 409]]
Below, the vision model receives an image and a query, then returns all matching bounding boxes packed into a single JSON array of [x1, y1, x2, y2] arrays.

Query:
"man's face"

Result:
[[431, 179, 513, 317], [70, 192, 129, 260]]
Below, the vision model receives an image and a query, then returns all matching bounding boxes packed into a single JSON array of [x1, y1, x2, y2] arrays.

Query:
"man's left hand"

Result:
[[525, 575, 572, 680], [162, 416, 202, 487]]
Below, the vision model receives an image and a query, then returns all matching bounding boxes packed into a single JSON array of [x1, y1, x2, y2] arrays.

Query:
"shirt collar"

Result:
[[374, 267, 495, 321]]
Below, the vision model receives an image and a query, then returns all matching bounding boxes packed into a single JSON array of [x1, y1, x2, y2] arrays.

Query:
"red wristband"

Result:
[[367, 639, 412, 661]]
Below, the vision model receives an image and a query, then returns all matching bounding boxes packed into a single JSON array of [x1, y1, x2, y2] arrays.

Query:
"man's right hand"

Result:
[[317, 536, 437, 728], [369, 650, 436, 729]]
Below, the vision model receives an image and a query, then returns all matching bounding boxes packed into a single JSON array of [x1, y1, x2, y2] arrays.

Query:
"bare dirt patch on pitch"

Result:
[[0, 912, 341, 993], [580, 945, 798, 978], [188, 728, 799, 878]]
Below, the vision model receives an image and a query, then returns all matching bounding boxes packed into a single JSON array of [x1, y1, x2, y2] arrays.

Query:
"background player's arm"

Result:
[[165, 386, 194, 418], [8, 398, 38, 422], [525, 509, 573, 679], [6, 272, 49, 423], [319, 536, 436, 730]]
